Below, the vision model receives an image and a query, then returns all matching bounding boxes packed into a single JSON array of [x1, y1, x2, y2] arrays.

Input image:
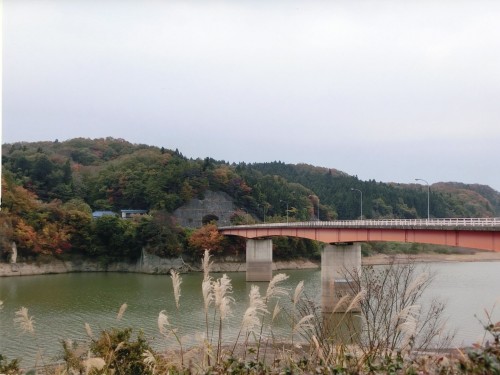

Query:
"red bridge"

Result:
[[220, 218, 500, 312], [220, 218, 500, 252]]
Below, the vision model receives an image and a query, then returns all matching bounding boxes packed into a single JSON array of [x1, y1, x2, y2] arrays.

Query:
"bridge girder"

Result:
[[220, 225, 500, 252]]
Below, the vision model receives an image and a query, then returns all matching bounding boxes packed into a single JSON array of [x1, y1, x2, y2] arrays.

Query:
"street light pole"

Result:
[[350, 188, 363, 220], [280, 200, 289, 223], [415, 178, 430, 220]]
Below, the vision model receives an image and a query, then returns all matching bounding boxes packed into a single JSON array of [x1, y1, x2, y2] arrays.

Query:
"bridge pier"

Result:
[[246, 239, 273, 281], [321, 243, 361, 313]]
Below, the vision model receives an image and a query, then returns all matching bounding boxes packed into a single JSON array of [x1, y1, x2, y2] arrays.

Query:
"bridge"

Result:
[[220, 218, 500, 252], [220, 218, 500, 312]]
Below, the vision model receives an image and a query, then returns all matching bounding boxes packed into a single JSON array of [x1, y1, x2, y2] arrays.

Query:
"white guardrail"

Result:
[[221, 218, 500, 230]]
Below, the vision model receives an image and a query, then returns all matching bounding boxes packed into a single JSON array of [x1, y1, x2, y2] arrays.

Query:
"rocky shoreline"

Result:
[[1, 251, 500, 277]]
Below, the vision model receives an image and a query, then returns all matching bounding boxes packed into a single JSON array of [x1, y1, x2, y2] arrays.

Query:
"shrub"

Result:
[[0, 354, 21, 375], [89, 328, 153, 375], [460, 309, 500, 374]]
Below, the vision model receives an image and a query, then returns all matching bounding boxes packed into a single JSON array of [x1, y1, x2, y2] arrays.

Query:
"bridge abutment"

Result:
[[321, 243, 361, 313], [246, 239, 273, 281]]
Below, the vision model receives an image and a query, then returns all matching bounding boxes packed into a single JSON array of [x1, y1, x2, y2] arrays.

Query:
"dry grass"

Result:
[[5, 255, 499, 374]]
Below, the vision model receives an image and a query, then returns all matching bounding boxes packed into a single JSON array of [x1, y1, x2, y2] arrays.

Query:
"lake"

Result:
[[1, 261, 500, 367]]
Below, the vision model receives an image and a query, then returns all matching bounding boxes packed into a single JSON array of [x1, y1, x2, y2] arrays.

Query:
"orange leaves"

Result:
[[14, 219, 71, 255], [39, 222, 72, 255], [2, 177, 74, 256], [14, 219, 38, 252], [188, 223, 225, 253], [1, 177, 40, 213]]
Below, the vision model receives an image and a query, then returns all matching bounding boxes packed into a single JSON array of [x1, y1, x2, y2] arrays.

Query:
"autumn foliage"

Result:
[[1, 177, 78, 257], [188, 223, 225, 253], [1, 138, 499, 262]]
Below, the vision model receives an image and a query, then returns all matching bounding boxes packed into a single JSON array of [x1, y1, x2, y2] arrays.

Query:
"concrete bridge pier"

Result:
[[321, 243, 361, 313], [246, 239, 273, 281]]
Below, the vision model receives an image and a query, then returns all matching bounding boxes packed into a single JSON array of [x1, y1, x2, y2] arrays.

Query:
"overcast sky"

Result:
[[2, 0, 500, 191]]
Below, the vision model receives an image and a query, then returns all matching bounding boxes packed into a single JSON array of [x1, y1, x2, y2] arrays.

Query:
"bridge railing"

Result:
[[220, 218, 500, 230]]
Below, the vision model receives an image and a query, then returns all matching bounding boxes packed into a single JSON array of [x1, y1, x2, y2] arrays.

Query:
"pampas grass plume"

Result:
[[170, 270, 182, 310], [346, 289, 366, 313], [202, 249, 213, 281], [249, 285, 268, 315], [213, 274, 234, 320], [14, 306, 34, 334], [293, 280, 304, 306], [272, 302, 282, 322], [404, 273, 429, 301], [158, 310, 170, 336], [241, 306, 260, 334], [392, 304, 421, 327], [116, 303, 127, 321], [293, 314, 314, 333], [202, 278, 214, 312], [85, 322, 94, 339], [266, 273, 289, 300], [241, 285, 268, 334], [332, 294, 351, 314]]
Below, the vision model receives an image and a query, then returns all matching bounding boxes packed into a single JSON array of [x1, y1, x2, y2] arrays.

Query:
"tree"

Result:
[[188, 223, 225, 253], [0, 212, 14, 261], [90, 216, 140, 260], [136, 212, 185, 257], [61, 199, 93, 253]]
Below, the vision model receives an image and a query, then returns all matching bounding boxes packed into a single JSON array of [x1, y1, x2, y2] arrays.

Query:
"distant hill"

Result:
[[244, 162, 500, 219], [434, 182, 500, 216], [2, 137, 498, 219], [2, 137, 499, 261]]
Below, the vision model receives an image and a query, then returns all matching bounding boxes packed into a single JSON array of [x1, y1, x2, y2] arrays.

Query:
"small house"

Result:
[[120, 209, 148, 219]]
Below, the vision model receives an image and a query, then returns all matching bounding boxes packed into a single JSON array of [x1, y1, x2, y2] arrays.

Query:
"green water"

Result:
[[1, 263, 500, 367], [0, 269, 321, 365]]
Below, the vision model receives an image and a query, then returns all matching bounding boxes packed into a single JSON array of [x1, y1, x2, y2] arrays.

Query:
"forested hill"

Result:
[[245, 162, 500, 219], [1, 137, 499, 260], [2, 137, 499, 219]]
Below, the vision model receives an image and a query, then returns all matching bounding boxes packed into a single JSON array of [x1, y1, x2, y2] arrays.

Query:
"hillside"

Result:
[[1, 137, 499, 261], [244, 162, 499, 219], [3, 138, 498, 219], [433, 182, 500, 217]]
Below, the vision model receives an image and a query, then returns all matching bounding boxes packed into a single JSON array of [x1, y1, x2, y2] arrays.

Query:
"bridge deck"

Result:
[[220, 218, 500, 231], [220, 218, 500, 252]]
